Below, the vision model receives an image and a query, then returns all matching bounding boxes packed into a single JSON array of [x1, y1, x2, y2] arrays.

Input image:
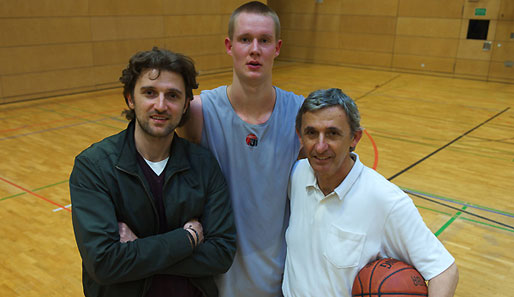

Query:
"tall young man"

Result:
[[179, 2, 304, 296], [70, 48, 236, 297]]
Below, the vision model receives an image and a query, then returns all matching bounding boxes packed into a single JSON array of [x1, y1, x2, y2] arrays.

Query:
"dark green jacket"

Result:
[[70, 121, 236, 297]]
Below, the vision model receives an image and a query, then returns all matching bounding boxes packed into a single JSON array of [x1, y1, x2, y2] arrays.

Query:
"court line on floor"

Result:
[[0, 107, 122, 134], [406, 190, 514, 231], [0, 179, 69, 201], [0, 117, 120, 141], [388, 107, 510, 181], [434, 206, 466, 237], [355, 74, 401, 101], [402, 187, 514, 218], [0, 176, 71, 212], [364, 129, 378, 170]]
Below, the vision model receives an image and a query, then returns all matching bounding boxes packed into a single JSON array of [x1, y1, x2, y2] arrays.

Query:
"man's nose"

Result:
[[154, 94, 166, 111], [315, 135, 328, 153], [250, 39, 260, 54]]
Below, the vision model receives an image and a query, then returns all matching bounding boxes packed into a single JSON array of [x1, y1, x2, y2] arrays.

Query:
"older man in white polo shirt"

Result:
[[282, 88, 459, 297]]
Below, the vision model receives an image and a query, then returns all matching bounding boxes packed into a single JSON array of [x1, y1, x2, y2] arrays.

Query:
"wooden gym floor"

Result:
[[0, 62, 513, 296]]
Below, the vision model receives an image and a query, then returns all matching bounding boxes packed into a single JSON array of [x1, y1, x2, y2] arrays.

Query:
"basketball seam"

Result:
[[369, 259, 383, 295], [378, 267, 427, 297]]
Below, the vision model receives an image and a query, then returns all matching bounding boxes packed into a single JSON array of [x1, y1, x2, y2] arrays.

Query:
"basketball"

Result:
[[352, 258, 428, 297]]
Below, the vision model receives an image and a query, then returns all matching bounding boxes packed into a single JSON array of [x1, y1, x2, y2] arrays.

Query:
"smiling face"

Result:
[[127, 69, 188, 142], [225, 12, 282, 83], [299, 106, 362, 190]]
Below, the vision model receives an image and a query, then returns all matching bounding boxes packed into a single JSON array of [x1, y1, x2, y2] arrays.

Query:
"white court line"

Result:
[[53, 204, 72, 212]]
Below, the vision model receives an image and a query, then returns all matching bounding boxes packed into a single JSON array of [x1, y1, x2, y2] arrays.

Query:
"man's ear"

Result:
[[183, 97, 191, 115], [296, 129, 303, 145], [127, 94, 135, 109], [296, 129, 306, 160], [351, 130, 363, 151], [225, 37, 233, 55], [274, 39, 282, 58]]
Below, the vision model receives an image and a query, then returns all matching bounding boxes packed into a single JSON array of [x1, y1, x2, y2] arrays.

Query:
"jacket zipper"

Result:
[[116, 165, 157, 297]]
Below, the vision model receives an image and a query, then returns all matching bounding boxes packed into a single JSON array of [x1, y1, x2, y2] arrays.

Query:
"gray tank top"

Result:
[[201, 86, 303, 297]]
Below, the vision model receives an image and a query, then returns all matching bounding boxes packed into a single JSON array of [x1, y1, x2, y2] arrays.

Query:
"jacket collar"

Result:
[[116, 121, 191, 177]]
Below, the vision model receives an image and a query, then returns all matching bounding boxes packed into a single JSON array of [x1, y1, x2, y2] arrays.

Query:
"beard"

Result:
[[135, 111, 182, 139]]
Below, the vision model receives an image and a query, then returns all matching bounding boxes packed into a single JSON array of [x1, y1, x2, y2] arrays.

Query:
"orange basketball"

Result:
[[352, 258, 428, 297]]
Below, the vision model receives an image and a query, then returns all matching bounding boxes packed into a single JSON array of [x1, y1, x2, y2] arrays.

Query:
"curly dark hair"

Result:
[[119, 47, 199, 126]]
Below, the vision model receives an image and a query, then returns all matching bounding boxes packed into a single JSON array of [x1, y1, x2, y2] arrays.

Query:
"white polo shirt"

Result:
[[282, 154, 455, 297]]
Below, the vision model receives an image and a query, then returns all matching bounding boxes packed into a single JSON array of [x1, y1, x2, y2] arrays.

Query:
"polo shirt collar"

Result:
[[306, 153, 364, 202]]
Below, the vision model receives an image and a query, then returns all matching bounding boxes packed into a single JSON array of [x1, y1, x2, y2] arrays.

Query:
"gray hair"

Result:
[[296, 88, 362, 136]]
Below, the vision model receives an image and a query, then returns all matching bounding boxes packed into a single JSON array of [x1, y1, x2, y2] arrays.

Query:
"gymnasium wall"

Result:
[[270, 0, 514, 84], [0, 0, 250, 104]]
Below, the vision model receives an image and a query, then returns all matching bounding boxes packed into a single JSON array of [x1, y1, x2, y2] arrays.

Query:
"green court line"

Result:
[[415, 204, 513, 233], [460, 217, 514, 233], [402, 186, 514, 217], [415, 205, 452, 217], [435, 206, 466, 237], [0, 179, 69, 201], [0, 192, 26, 201]]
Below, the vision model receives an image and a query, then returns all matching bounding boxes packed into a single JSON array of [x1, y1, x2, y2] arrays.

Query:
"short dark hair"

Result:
[[228, 1, 281, 41], [296, 88, 362, 136], [119, 47, 199, 125]]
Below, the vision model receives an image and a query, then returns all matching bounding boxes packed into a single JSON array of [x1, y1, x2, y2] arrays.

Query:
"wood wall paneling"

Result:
[[269, 0, 341, 14], [0, 43, 94, 76], [454, 58, 490, 77], [278, 45, 309, 62], [396, 17, 462, 38], [463, 0, 501, 20], [93, 64, 126, 87], [392, 54, 455, 73], [456, 39, 493, 60], [88, 0, 164, 16], [491, 41, 514, 61], [488, 60, 514, 82], [282, 13, 340, 32], [219, 53, 233, 70], [286, 30, 339, 48], [339, 15, 396, 34], [311, 31, 340, 48], [394, 36, 460, 57], [499, 0, 514, 20], [164, 0, 223, 15], [165, 35, 225, 56], [90, 16, 164, 41], [0, 18, 91, 47], [92, 39, 165, 66], [164, 15, 224, 37], [494, 21, 514, 41], [193, 53, 231, 73], [2, 67, 95, 98], [339, 50, 393, 67], [340, 32, 395, 52], [398, 0, 464, 18], [0, 0, 88, 17], [312, 47, 345, 64], [340, 0, 399, 16]]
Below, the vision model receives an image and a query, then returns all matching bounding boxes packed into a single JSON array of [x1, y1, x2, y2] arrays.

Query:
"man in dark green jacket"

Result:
[[70, 48, 236, 297]]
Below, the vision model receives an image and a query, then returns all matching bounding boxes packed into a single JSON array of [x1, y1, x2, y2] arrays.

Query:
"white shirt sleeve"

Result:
[[382, 193, 455, 280]]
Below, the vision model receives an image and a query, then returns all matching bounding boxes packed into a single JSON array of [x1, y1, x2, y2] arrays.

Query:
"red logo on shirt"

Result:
[[246, 133, 258, 147]]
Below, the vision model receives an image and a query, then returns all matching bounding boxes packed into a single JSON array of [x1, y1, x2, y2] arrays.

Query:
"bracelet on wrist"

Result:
[[185, 229, 196, 248], [188, 227, 200, 246]]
